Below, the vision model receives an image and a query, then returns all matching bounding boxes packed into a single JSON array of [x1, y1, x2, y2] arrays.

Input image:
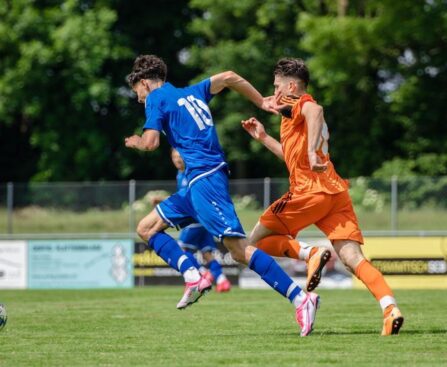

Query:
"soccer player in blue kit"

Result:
[[171, 148, 232, 292], [124, 55, 319, 336]]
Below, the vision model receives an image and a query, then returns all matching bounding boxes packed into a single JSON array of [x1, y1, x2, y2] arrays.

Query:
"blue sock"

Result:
[[184, 250, 201, 270], [207, 259, 223, 280], [249, 249, 302, 303], [148, 232, 196, 274]]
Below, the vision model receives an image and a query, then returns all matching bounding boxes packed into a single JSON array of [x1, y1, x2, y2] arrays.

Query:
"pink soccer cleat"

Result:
[[176, 276, 212, 310], [216, 278, 231, 293], [295, 293, 320, 336], [202, 270, 214, 284]]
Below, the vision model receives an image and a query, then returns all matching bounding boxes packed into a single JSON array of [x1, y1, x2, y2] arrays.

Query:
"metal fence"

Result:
[[0, 176, 446, 237]]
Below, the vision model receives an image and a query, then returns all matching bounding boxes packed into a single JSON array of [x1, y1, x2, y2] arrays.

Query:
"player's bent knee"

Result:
[[136, 221, 161, 242], [136, 221, 151, 242], [223, 237, 248, 265]]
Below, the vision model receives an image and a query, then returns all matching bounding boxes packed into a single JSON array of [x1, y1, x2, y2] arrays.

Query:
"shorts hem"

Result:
[[327, 234, 364, 245]]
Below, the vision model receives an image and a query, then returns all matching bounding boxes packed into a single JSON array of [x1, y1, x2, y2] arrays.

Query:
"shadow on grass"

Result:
[[204, 327, 447, 338], [313, 328, 447, 336]]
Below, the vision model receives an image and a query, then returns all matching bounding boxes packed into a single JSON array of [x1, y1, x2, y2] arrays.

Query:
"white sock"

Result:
[[292, 290, 307, 308], [287, 283, 307, 307], [298, 241, 314, 260], [216, 274, 227, 284], [183, 267, 201, 283], [379, 295, 397, 312]]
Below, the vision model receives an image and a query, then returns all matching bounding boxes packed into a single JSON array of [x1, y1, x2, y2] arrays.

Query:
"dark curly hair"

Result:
[[127, 55, 167, 86], [274, 58, 309, 87]]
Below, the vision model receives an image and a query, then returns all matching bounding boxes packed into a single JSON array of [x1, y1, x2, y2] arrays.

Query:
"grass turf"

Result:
[[0, 288, 446, 366]]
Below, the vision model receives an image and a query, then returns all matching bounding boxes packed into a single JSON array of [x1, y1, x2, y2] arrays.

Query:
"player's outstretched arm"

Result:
[[301, 102, 328, 172], [124, 129, 160, 151], [210, 71, 278, 114], [241, 117, 284, 160]]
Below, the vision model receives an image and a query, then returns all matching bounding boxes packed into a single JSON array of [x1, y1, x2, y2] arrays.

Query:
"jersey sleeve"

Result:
[[188, 78, 213, 104], [143, 92, 165, 131]]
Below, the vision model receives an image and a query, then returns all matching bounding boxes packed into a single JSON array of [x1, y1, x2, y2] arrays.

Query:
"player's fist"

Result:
[[261, 96, 280, 115], [125, 135, 140, 148], [308, 151, 328, 173], [241, 117, 267, 141]]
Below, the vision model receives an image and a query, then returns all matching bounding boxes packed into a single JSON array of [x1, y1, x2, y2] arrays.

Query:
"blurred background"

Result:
[[0, 0, 446, 236], [0, 0, 446, 293]]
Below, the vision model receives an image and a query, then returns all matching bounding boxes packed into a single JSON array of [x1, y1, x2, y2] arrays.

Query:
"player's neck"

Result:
[[295, 89, 307, 97], [149, 80, 164, 92]]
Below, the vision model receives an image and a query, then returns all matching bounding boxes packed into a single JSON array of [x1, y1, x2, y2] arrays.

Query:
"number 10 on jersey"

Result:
[[178, 95, 214, 130]]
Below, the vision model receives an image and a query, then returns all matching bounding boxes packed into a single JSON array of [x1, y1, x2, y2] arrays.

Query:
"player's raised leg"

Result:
[[192, 170, 320, 336], [137, 207, 211, 309], [333, 240, 404, 335], [225, 237, 320, 337], [250, 220, 331, 292]]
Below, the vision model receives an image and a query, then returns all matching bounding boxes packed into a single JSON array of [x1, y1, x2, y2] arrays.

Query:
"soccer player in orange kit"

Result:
[[241, 58, 404, 336]]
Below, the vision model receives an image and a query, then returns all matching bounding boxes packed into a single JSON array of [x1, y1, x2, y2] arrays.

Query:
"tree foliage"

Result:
[[187, 0, 447, 178], [0, 0, 445, 182]]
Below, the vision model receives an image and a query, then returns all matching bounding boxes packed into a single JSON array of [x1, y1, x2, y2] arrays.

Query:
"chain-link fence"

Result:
[[0, 176, 446, 236]]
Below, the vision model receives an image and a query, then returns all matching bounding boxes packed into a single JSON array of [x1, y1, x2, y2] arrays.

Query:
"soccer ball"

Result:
[[0, 304, 7, 331]]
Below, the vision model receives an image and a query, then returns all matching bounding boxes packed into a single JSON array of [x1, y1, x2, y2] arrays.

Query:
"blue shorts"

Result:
[[178, 224, 216, 253], [156, 166, 245, 240]]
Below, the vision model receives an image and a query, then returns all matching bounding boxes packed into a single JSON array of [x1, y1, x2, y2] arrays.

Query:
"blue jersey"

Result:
[[176, 170, 188, 192], [144, 79, 227, 185]]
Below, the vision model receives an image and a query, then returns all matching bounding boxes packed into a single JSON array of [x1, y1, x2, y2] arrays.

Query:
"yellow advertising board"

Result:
[[354, 237, 447, 289]]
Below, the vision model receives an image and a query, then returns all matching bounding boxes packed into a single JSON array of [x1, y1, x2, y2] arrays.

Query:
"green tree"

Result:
[[299, 0, 447, 177], [0, 0, 200, 182], [0, 0, 130, 181], [186, 0, 447, 178]]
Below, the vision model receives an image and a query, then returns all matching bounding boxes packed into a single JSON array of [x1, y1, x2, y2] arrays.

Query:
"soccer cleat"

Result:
[[176, 276, 212, 310], [202, 270, 214, 284], [216, 278, 231, 293], [306, 248, 331, 292], [382, 306, 404, 336], [295, 293, 320, 337]]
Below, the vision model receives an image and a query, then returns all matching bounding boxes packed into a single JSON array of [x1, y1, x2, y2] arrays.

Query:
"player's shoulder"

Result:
[[146, 83, 176, 108], [182, 78, 211, 93], [279, 94, 317, 119]]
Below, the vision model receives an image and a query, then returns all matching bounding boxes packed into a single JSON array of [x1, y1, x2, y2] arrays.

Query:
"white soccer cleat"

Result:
[[295, 293, 320, 336], [176, 276, 212, 310]]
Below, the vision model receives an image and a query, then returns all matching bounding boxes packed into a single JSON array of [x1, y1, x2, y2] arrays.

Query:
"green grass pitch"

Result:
[[0, 288, 446, 366]]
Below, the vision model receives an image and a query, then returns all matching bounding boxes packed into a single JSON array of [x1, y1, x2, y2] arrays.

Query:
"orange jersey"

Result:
[[280, 94, 348, 195]]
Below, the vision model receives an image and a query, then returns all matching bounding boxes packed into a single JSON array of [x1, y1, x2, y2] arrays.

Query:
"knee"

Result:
[[136, 221, 157, 242], [224, 238, 248, 264]]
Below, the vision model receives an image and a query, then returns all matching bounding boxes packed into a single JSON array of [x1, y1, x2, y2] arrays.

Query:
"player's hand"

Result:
[[241, 117, 267, 141], [308, 151, 328, 173], [124, 135, 140, 149], [260, 96, 280, 115]]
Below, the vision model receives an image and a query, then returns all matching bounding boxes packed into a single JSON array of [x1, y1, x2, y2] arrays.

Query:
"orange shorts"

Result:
[[259, 190, 364, 244]]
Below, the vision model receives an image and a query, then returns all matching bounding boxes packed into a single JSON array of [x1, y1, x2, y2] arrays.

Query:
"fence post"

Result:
[[391, 175, 398, 232], [7, 182, 13, 234], [263, 177, 271, 209], [128, 180, 136, 236]]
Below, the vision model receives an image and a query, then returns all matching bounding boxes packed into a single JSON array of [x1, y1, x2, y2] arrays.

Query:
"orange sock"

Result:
[[355, 259, 395, 311], [256, 235, 317, 260]]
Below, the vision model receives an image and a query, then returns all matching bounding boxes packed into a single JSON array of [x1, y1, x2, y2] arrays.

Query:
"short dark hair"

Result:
[[127, 55, 167, 87], [274, 58, 309, 87]]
